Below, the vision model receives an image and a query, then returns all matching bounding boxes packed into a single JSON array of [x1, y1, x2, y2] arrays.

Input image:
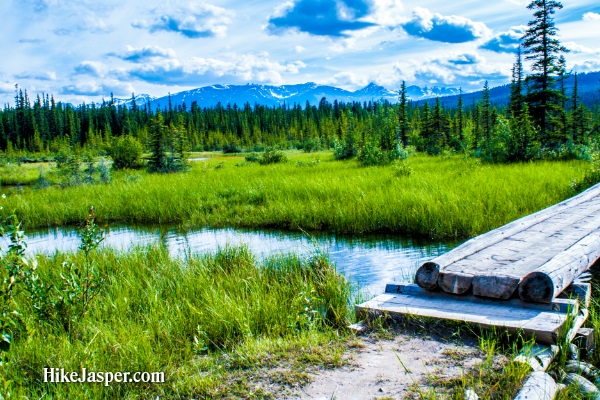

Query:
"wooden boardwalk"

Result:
[[415, 182, 600, 303], [357, 182, 600, 344]]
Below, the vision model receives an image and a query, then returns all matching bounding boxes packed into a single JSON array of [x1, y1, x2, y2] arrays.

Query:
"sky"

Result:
[[1, 0, 599, 105]]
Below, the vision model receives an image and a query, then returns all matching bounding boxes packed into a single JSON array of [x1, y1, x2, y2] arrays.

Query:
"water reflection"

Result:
[[4, 225, 458, 295]]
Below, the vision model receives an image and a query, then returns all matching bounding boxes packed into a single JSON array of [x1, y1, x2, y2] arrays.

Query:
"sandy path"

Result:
[[289, 328, 485, 400]]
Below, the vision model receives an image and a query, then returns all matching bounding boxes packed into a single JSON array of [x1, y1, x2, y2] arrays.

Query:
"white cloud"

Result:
[[504, 0, 528, 5], [110, 45, 178, 62], [583, 12, 600, 21], [400, 7, 491, 43], [573, 60, 600, 73], [15, 71, 57, 81], [132, 2, 234, 38], [392, 52, 508, 88], [564, 42, 600, 55], [294, 45, 306, 53], [62, 79, 135, 97], [0, 82, 16, 94], [74, 61, 111, 77], [322, 71, 370, 88], [365, 0, 405, 27], [126, 52, 307, 85]]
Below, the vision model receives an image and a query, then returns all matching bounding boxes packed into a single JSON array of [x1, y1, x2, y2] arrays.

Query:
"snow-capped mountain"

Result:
[[140, 82, 462, 110], [112, 94, 157, 107]]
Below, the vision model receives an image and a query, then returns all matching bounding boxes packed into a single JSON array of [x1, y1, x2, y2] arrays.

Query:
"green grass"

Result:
[[0, 161, 55, 186], [2, 244, 352, 398], [2, 151, 589, 239]]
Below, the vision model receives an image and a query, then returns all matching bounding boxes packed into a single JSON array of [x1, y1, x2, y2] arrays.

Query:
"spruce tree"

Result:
[[521, 0, 568, 147], [148, 110, 167, 172], [398, 81, 409, 147], [508, 46, 525, 119]]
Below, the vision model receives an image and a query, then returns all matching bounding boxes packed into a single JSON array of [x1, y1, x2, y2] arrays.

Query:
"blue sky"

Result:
[[1, 0, 599, 104]]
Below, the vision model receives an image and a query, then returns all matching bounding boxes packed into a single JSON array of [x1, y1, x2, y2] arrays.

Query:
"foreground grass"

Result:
[[3, 152, 588, 239], [2, 245, 351, 398]]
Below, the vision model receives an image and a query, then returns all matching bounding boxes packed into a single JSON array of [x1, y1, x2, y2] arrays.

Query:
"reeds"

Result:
[[2, 245, 351, 398], [3, 152, 587, 239]]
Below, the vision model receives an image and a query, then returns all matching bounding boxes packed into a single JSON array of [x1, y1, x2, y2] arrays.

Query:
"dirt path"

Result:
[[289, 328, 486, 400]]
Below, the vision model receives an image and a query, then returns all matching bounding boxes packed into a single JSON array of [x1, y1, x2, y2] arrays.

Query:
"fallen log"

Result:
[[518, 229, 600, 303]]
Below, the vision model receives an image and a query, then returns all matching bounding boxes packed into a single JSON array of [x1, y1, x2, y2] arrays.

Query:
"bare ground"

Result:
[[286, 326, 490, 400]]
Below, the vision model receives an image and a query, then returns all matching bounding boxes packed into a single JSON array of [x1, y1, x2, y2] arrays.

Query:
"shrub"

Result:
[[222, 142, 242, 154], [333, 138, 357, 160], [357, 142, 408, 166], [394, 160, 413, 177], [109, 135, 144, 170], [258, 149, 287, 165]]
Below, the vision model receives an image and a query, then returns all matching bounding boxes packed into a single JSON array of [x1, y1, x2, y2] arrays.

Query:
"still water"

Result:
[[7, 225, 457, 295]]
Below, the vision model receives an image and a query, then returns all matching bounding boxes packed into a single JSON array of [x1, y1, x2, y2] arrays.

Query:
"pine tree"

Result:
[[481, 81, 493, 143], [569, 73, 589, 144], [521, 0, 568, 147], [508, 46, 525, 119], [148, 110, 167, 172], [398, 81, 409, 147]]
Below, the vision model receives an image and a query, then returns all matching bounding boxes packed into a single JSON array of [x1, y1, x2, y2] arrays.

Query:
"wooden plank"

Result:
[[519, 230, 600, 303], [384, 284, 578, 314], [574, 328, 595, 354], [513, 372, 557, 400], [560, 283, 592, 309], [356, 285, 578, 344]]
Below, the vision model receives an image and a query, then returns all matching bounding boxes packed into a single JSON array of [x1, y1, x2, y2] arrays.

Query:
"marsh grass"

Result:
[[3, 152, 588, 239], [2, 244, 352, 398]]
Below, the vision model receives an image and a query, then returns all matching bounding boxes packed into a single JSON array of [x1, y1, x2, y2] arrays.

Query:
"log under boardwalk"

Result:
[[415, 182, 600, 303]]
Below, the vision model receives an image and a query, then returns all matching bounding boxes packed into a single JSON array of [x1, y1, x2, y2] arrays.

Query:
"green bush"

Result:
[[109, 135, 144, 170], [245, 152, 260, 162], [258, 149, 287, 165], [357, 142, 408, 166]]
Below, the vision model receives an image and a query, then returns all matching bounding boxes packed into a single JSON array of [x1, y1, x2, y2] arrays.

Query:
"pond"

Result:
[[5, 225, 458, 295]]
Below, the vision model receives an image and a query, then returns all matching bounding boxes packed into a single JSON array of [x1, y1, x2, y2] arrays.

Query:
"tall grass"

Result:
[[3, 152, 588, 239], [2, 245, 352, 398]]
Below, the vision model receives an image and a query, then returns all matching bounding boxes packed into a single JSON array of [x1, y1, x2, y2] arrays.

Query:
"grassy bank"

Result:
[[1, 243, 351, 398], [2, 151, 588, 239]]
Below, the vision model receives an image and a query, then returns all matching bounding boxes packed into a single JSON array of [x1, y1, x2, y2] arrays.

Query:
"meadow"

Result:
[[1, 150, 599, 398], [1, 151, 590, 239]]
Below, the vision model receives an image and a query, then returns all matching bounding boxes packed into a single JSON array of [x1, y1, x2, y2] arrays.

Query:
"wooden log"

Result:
[[519, 229, 600, 303], [565, 360, 600, 382], [532, 344, 560, 371], [563, 373, 599, 397], [414, 262, 440, 290], [513, 371, 557, 400], [472, 274, 520, 299], [438, 271, 473, 294], [414, 183, 600, 291]]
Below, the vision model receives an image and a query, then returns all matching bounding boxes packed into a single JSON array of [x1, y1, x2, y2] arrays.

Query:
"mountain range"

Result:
[[114, 82, 460, 109], [114, 71, 600, 110]]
